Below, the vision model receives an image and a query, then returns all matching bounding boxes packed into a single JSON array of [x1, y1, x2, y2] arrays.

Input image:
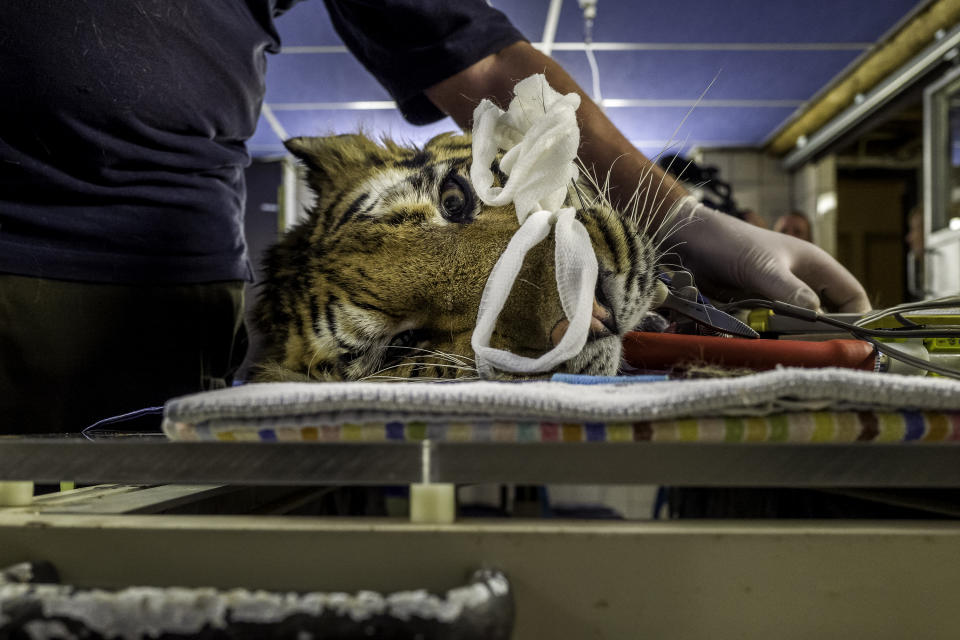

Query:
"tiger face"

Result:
[[253, 132, 658, 381]]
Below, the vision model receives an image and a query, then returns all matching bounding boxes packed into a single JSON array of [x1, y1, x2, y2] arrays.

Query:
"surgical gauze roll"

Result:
[[470, 74, 598, 378]]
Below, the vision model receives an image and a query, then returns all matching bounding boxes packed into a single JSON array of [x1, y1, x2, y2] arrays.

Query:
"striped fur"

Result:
[[253, 132, 657, 381]]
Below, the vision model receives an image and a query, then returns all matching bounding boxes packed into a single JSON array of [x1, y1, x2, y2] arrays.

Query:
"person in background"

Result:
[[773, 211, 813, 242], [1, 0, 869, 434], [905, 205, 926, 299], [740, 209, 768, 229]]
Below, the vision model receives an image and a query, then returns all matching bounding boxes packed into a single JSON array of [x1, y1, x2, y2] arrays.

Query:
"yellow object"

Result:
[[863, 313, 960, 376], [410, 483, 456, 524], [747, 309, 773, 333], [0, 482, 33, 506]]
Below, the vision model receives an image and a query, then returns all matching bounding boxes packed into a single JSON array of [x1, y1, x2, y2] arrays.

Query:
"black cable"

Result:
[[727, 299, 960, 338], [892, 312, 920, 328], [815, 315, 958, 339], [723, 299, 960, 380]]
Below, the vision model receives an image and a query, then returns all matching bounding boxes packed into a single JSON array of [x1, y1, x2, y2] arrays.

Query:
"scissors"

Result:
[[655, 272, 759, 339]]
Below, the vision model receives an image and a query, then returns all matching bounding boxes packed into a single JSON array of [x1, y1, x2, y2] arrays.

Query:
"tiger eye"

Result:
[[439, 174, 474, 223], [442, 190, 465, 213]]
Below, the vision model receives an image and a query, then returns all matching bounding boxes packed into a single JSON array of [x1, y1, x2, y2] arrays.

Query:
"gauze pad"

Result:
[[470, 74, 599, 378]]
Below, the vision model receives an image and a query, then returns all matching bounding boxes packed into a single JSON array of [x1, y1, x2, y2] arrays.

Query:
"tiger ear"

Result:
[[282, 136, 320, 167], [284, 134, 389, 185]]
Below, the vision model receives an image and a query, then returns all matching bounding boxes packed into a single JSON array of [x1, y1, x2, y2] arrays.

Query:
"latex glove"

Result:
[[663, 197, 871, 312]]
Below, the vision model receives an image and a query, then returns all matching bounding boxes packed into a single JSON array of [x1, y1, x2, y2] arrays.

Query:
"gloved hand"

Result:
[[661, 197, 871, 312]]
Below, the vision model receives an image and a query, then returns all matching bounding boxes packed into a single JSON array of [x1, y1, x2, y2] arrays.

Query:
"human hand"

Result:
[[660, 198, 871, 312]]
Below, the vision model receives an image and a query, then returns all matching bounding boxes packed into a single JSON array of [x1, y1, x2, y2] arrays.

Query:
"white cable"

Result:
[[853, 295, 960, 328], [585, 44, 603, 105], [578, 0, 603, 106]]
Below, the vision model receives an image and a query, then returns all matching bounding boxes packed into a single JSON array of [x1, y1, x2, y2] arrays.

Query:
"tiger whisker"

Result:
[[367, 360, 479, 377], [382, 344, 476, 364], [647, 134, 693, 233], [649, 175, 713, 250], [631, 172, 656, 231], [633, 138, 683, 220], [401, 356, 479, 371], [616, 76, 718, 246], [305, 345, 325, 380], [360, 375, 482, 383], [516, 277, 542, 290], [653, 215, 699, 253]]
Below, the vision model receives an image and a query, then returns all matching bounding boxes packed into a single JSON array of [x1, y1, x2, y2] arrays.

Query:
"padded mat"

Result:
[[163, 368, 960, 443]]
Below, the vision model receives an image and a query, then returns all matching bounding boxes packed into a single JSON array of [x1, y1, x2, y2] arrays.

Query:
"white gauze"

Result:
[[470, 74, 599, 378]]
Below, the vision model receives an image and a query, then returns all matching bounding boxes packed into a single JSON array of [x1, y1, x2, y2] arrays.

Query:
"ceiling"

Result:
[[249, 0, 927, 160]]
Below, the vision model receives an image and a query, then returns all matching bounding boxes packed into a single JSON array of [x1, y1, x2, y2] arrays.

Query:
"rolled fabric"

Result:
[[470, 74, 597, 377]]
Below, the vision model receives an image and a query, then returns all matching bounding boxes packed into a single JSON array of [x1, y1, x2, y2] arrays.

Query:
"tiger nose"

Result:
[[550, 298, 617, 346]]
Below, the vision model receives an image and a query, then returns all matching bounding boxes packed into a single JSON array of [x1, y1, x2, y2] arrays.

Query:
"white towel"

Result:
[[162, 368, 960, 434]]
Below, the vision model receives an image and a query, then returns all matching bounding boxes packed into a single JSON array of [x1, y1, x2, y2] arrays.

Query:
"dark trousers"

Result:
[[0, 274, 246, 435]]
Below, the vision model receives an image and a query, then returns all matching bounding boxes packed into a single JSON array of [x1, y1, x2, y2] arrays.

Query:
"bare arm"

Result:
[[424, 41, 688, 224], [424, 41, 870, 312]]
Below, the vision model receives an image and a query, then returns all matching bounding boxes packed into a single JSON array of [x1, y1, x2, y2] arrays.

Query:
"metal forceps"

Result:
[[655, 272, 759, 339]]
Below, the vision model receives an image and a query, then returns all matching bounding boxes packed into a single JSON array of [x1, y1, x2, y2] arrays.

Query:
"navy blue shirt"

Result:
[[0, 0, 523, 283], [325, 0, 526, 126]]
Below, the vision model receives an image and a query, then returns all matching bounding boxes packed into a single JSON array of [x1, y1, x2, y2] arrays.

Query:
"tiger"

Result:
[[252, 131, 660, 382]]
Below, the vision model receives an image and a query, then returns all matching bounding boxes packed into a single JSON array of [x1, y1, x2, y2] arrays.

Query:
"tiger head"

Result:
[[253, 132, 659, 381]]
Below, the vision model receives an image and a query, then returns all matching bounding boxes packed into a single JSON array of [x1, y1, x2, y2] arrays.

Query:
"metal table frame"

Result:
[[2, 437, 960, 638], [2, 437, 959, 487]]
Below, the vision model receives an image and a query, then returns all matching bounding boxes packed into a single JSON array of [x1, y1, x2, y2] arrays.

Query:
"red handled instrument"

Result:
[[622, 332, 877, 372]]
